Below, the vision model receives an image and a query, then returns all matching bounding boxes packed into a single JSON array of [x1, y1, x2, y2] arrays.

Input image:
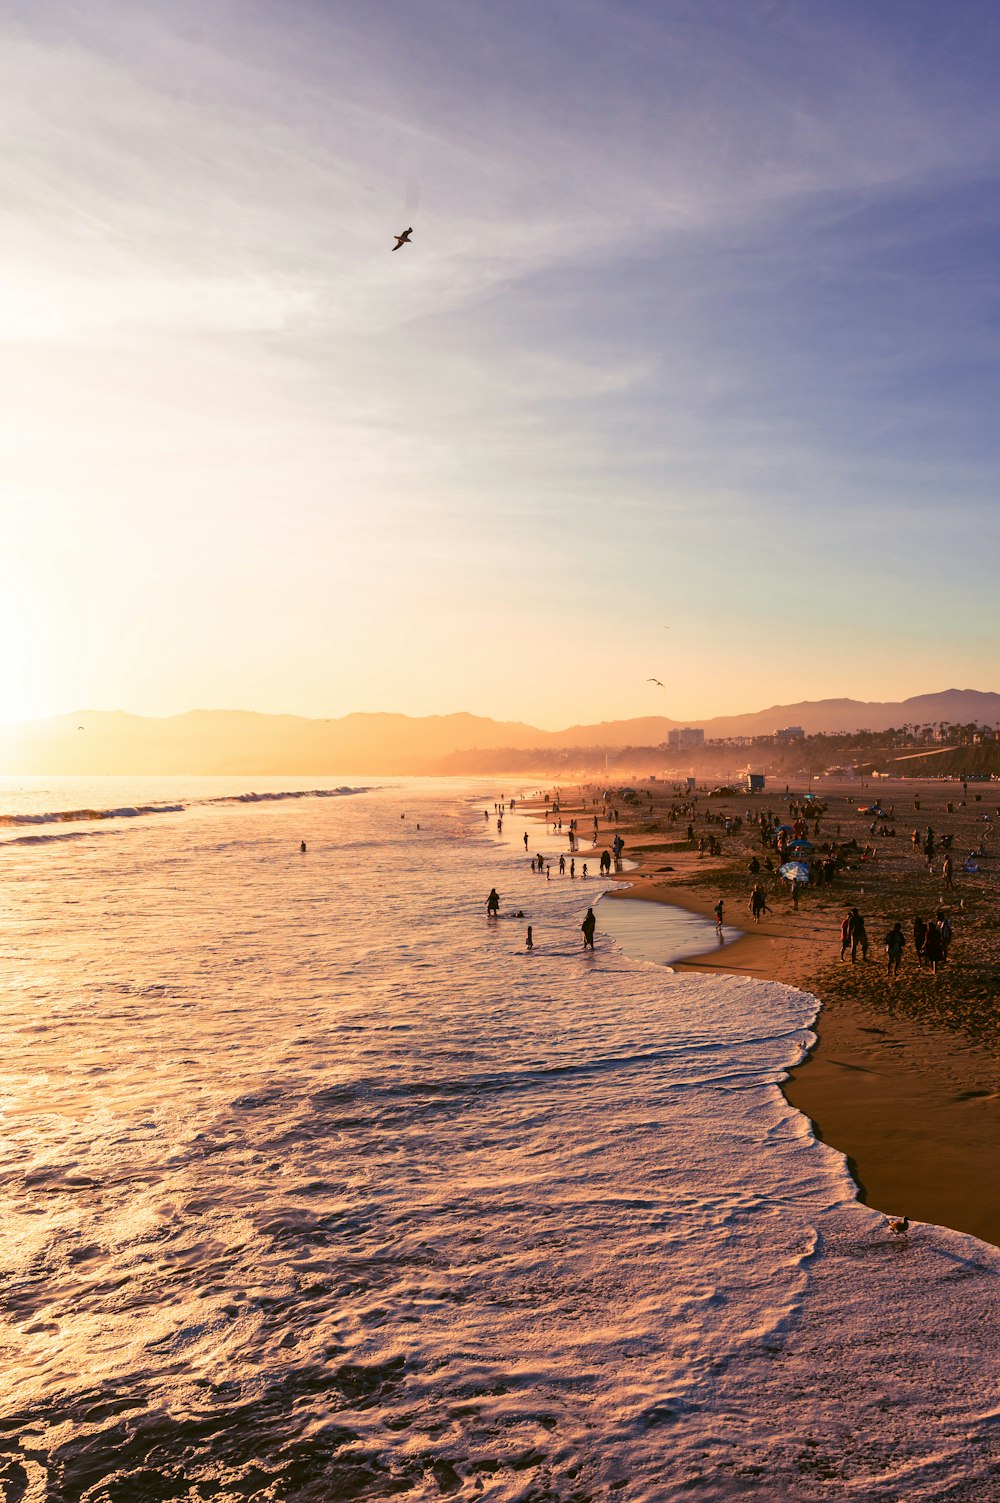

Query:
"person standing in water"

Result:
[[486, 888, 500, 916], [526, 925, 533, 950], [300, 841, 307, 853], [714, 899, 724, 934], [581, 907, 596, 948]]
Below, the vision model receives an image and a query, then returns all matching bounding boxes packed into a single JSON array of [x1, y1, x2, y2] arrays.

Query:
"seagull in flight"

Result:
[[392, 227, 413, 251], [647, 678, 665, 688]]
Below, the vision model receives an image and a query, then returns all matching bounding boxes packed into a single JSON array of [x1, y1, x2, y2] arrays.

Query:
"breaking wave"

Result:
[[0, 787, 370, 835], [0, 803, 186, 826]]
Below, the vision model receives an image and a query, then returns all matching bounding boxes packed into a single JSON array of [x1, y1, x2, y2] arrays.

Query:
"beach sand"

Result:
[[521, 778, 999, 1246]]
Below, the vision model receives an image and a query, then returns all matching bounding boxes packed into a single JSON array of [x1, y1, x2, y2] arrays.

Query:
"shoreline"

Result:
[[519, 781, 999, 1247]]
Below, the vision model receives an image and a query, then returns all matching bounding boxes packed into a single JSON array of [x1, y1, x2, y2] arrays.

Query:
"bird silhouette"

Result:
[[647, 678, 665, 688], [888, 1216, 909, 1235], [392, 227, 413, 251]]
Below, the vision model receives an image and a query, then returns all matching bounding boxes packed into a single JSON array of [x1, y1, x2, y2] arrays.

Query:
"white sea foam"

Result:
[[0, 781, 995, 1500]]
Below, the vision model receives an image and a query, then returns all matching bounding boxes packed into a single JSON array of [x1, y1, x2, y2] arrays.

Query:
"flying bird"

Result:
[[392, 227, 413, 251], [77, 725, 85, 731], [647, 678, 665, 688]]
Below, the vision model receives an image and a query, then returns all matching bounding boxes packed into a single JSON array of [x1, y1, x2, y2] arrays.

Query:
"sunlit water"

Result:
[[0, 779, 996, 1502]]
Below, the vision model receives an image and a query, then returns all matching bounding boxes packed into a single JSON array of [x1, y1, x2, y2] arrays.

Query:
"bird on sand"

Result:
[[392, 227, 413, 251], [647, 677, 665, 688], [888, 1216, 909, 1235]]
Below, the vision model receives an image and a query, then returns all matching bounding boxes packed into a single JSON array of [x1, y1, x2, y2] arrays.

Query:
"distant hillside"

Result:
[[0, 690, 997, 775], [0, 709, 548, 777]]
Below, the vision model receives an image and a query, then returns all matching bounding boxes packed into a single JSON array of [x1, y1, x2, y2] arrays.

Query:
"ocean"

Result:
[[0, 777, 996, 1502]]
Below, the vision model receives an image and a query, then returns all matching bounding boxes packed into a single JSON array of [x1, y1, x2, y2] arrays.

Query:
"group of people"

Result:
[[911, 911, 953, 974], [839, 907, 953, 977], [485, 887, 597, 951]]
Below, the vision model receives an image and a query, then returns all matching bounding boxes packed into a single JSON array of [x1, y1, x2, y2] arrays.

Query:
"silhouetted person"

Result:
[[848, 908, 868, 963], [486, 888, 500, 916], [923, 920, 943, 974], [526, 925, 533, 950], [884, 923, 905, 978], [581, 907, 596, 948], [300, 840, 307, 853]]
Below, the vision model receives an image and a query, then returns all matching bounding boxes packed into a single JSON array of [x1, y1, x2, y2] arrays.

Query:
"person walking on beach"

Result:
[[935, 909, 952, 962], [848, 908, 868, 963], [942, 854, 954, 889], [486, 888, 500, 916], [714, 899, 724, 935], [884, 923, 905, 979], [750, 885, 768, 923], [559, 854, 565, 875], [581, 907, 597, 949], [840, 912, 852, 961], [523, 831, 529, 850], [923, 919, 944, 975], [913, 915, 927, 963]]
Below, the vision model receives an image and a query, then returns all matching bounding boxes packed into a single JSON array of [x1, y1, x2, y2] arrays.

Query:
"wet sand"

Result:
[[521, 780, 1000, 1246]]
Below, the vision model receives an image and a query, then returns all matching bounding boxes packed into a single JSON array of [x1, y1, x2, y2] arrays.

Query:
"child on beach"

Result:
[[714, 899, 724, 934]]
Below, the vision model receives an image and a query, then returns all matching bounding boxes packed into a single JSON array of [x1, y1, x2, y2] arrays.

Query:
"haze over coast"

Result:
[[2, 688, 998, 776]]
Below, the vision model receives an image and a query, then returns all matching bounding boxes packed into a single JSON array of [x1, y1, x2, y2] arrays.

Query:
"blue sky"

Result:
[[1, 0, 998, 726]]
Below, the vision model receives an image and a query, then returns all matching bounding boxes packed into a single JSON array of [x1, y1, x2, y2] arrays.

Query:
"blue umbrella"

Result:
[[788, 839, 815, 852], [779, 861, 810, 884]]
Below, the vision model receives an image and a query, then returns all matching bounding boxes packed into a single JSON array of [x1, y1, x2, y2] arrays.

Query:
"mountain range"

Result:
[[0, 690, 997, 776]]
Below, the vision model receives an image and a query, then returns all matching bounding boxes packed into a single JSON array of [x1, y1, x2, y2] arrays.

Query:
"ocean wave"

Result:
[[0, 787, 369, 831], [0, 803, 185, 826], [206, 787, 369, 806], [1, 830, 110, 846]]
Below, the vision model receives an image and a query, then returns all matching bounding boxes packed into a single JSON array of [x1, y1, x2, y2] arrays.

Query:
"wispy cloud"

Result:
[[1, 0, 999, 723]]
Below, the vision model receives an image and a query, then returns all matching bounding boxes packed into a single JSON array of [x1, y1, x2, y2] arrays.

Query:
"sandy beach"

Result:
[[523, 777, 1000, 1247]]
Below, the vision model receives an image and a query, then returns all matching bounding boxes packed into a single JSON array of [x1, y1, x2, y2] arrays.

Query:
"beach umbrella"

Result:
[[779, 861, 810, 884], [774, 824, 794, 833], [788, 839, 814, 852]]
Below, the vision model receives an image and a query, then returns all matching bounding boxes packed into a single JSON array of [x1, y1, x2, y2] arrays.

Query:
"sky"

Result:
[[2, 0, 999, 730]]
